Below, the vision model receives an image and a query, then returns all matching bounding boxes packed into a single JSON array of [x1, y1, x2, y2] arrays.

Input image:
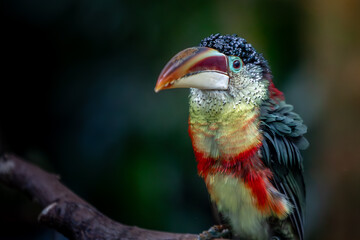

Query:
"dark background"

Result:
[[1, 0, 359, 239]]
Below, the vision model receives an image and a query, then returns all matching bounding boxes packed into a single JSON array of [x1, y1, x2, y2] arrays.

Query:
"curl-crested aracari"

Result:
[[155, 34, 308, 240]]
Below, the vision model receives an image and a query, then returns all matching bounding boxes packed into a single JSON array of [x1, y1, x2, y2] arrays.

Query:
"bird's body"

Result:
[[189, 91, 285, 239], [155, 34, 308, 240]]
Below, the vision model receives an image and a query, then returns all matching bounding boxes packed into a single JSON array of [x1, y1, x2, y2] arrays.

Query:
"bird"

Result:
[[154, 34, 308, 240]]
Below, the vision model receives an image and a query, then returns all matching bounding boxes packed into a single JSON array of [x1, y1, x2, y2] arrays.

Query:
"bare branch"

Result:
[[0, 153, 202, 240]]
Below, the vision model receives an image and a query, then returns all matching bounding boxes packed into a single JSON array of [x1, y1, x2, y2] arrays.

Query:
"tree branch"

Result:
[[0, 153, 202, 240]]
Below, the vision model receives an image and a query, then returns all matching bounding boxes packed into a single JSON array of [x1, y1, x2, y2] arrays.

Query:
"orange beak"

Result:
[[154, 47, 229, 92]]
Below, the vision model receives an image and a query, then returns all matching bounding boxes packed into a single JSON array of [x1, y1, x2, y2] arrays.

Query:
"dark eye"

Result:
[[228, 56, 242, 72], [233, 60, 241, 69]]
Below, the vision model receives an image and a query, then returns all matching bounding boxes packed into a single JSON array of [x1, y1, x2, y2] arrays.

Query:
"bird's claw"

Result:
[[198, 224, 231, 240]]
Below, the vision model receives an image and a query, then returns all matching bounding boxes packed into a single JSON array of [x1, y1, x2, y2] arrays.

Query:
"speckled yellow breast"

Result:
[[189, 102, 262, 160]]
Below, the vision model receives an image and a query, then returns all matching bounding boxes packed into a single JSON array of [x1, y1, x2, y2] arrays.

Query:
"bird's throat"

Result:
[[188, 97, 263, 174]]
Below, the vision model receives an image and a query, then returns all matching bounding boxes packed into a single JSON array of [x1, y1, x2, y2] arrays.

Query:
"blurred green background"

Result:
[[1, 0, 359, 239]]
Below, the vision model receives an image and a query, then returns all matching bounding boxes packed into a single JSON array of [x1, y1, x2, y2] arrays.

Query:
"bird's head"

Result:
[[155, 34, 273, 107]]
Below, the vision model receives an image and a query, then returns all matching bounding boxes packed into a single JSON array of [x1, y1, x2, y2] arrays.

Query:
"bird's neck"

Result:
[[188, 93, 263, 178]]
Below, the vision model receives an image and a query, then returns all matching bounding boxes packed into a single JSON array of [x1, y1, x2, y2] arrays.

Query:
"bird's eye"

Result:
[[233, 60, 241, 69], [229, 56, 243, 73]]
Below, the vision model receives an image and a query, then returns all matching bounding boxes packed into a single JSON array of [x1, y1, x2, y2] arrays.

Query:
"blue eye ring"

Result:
[[229, 56, 243, 73]]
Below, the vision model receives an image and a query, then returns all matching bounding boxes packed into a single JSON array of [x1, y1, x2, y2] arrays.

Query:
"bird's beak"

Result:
[[154, 47, 229, 92]]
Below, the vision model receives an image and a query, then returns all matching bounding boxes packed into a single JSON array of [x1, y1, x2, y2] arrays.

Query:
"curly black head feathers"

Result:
[[200, 33, 270, 74]]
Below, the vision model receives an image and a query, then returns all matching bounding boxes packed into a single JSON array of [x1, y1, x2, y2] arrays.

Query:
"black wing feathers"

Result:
[[260, 99, 308, 240]]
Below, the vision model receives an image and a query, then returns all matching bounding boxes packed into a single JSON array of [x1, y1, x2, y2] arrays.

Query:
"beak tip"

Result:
[[154, 86, 161, 93]]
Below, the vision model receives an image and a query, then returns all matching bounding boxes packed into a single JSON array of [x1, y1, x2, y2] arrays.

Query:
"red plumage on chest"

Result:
[[188, 121, 289, 217]]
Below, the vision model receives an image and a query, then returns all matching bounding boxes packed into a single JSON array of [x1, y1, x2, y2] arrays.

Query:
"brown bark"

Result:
[[0, 153, 208, 240]]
